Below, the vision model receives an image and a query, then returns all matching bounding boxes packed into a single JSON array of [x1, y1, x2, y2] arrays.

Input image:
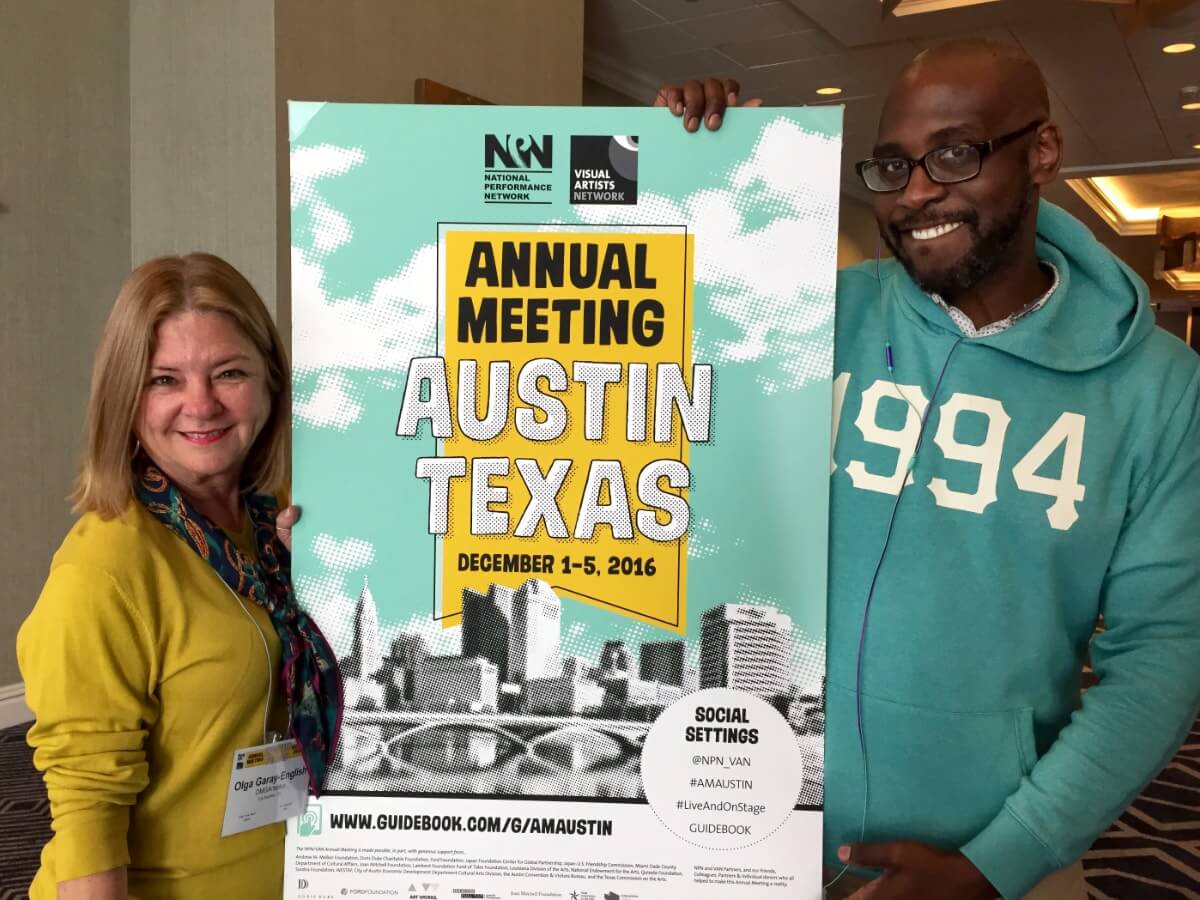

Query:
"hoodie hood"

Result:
[[889, 199, 1155, 373]]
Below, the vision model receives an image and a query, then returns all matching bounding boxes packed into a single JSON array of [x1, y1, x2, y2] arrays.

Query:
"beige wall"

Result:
[[273, 0, 585, 341], [837, 194, 881, 270], [1, 1, 584, 691], [0, 1, 131, 687], [130, 0, 278, 314], [583, 76, 640, 107], [274, 1, 582, 106]]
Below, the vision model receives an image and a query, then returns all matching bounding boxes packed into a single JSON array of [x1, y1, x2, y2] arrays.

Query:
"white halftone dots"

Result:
[[560, 623, 608, 674], [571, 192, 687, 228], [293, 243, 437, 376], [292, 117, 838, 428], [367, 374, 401, 390], [731, 118, 841, 200], [291, 144, 365, 257], [312, 203, 353, 254], [290, 140, 439, 394], [573, 363, 622, 441], [513, 459, 571, 538], [553, 118, 838, 395], [792, 630, 826, 695], [729, 589, 826, 690], [294, 371, 364, 429], [572, 461, 633, 540], [558, 616, 680, 680], [291, 143, 364, 206], [774, 330, 834, 393], [381, 612, 462, 659], [687, 516, 720, 560], [296, 573, 359, 658], [312, 533, 375, 572]]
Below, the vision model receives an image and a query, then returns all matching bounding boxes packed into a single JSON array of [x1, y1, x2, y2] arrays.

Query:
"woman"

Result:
[[17, 254, 341, 899]]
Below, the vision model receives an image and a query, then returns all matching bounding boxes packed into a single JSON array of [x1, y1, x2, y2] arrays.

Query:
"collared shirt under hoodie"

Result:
[[932, 263, 1060, 339]]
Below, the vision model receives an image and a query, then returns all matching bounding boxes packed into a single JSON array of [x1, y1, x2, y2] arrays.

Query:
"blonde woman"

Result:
[[18, 254, 341, 899]]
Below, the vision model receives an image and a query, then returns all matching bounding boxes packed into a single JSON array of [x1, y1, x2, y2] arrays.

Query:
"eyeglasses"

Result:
[[855, 120, 1044, 193]]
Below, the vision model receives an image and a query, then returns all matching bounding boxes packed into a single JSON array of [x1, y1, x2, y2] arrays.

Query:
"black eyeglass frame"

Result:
[[855, 119, 1045, 193]]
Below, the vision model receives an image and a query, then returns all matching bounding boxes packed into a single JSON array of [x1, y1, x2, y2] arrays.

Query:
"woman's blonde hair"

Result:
[[73, 253, 290, 518]]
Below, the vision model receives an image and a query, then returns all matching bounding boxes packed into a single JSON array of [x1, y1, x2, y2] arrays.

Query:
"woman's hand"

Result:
[[275, 504, 301, 552], [653, 77, 763, 132]]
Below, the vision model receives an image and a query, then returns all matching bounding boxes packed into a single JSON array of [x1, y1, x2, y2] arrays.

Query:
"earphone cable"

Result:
[[824, 244, 962, 890]]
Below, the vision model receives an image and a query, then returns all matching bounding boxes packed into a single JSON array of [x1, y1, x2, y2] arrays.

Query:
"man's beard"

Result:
[[882, 179, 1036, 302]]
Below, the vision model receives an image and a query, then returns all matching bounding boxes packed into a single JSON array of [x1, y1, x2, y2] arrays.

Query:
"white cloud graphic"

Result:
[[291, 144, 365, 209], [292, 244, 436, 376], [297, 573, 358, 658], [562, 119, 840, 392], [291, 116, 839, 415], [298, 533, 375, 656], [294, 371, 364, 429], [311, 532, 375, 572], [291, 143, 365, 257], [380, 612, 463, 661]]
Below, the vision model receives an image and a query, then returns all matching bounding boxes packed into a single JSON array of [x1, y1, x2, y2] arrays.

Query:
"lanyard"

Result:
[[226, 583, 291, 744]]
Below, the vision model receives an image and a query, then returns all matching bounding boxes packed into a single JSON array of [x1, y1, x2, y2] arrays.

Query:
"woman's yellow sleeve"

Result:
[[17, 562, 158, 881]]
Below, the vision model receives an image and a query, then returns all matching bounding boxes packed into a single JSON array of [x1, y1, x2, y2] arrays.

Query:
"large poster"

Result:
[[286, 103, 842, 900]]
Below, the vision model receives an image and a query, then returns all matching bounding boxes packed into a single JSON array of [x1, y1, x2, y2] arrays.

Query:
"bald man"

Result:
[[658, 41, 1200, 900]]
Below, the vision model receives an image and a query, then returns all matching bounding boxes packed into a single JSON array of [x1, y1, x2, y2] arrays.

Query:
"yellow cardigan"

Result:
[[18, 503, 287, 899]]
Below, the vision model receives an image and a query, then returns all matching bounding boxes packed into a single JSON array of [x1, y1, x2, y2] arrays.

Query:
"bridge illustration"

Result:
[[332, 711, 652, 789]]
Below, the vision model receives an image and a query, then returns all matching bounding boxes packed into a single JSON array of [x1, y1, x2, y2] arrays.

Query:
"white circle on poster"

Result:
[[640, 687, 805, 850]]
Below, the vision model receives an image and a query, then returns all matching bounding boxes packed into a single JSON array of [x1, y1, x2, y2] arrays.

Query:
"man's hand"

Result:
[[653, 77, 762, 132], [839, 841, 997, 900], [275, 504, 301, 553]]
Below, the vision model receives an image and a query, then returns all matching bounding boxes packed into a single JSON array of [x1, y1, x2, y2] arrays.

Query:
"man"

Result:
[[657, 40, 1200, 900]]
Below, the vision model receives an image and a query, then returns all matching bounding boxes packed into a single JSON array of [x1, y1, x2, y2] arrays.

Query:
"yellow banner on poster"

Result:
[[397, 229, 703, 632]]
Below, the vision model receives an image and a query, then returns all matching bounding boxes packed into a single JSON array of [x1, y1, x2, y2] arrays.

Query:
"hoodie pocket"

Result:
[[824, 683, 1038, 850]]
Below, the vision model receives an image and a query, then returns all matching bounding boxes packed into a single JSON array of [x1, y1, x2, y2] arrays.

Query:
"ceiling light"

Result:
[[881, 0, 1001, 14], [1162, 43, 1197, 54], [1065, 172, 1200, 237], [1183, 86, 1200, 110], [1068, 178, 1161, 236], [816, 87, 843, 96]]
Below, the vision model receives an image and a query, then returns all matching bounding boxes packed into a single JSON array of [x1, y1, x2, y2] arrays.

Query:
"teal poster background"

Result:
[[288, 103, 842, 806]]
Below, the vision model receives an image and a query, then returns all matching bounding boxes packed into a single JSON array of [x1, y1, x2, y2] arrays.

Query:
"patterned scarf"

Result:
[[134, 459, 342, 795]]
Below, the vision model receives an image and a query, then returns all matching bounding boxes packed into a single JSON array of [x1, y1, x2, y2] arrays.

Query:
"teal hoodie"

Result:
[[825, 200, 1200, 898]]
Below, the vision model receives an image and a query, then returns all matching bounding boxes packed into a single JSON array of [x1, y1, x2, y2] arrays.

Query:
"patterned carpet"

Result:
[[0, 724, 50, 900], [1083, 712, 1200, 899], [1, 717, 1196, 898]]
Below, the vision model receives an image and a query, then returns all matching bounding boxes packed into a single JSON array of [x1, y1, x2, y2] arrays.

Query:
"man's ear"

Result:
[[1031, 121, 1064, 187]]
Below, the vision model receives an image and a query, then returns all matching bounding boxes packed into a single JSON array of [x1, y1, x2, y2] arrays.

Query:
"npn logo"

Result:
[[484, 134, 553, 170], [297, 802, 322, 836]]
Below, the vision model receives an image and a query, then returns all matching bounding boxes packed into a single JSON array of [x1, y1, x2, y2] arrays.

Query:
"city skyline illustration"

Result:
[[326, 575, 825, 804], [339, 575, 822, 715]]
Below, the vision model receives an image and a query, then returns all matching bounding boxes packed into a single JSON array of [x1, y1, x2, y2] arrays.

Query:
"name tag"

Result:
[[222, 738, 309, 837]]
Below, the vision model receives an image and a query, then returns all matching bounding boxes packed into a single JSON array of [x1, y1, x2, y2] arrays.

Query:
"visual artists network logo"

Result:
[[482, 133, 553, 205], [570, 135, 638, 205]]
